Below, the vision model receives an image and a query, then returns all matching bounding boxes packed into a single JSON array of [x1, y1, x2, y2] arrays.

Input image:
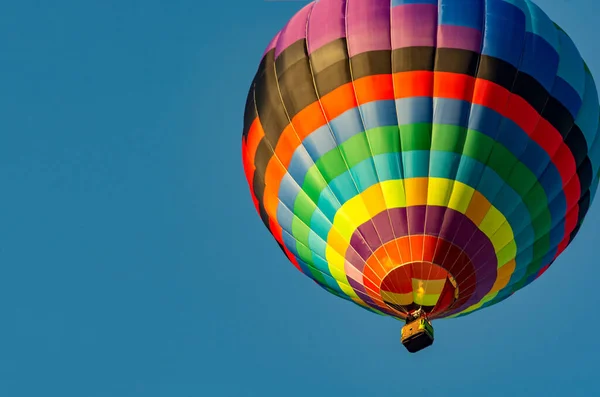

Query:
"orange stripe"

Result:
[[465, 190, 491, 225], [397, 235, 412, 262], [433, 72, 475, 100], [393, 71, 433, 97], [274, 124, 300, 168], [355, 74, 395, 102], [291, 101, 327, 141], [410, 235, 425, 262], [246, 118, 264, 166], [263, 160, 287, 219], [321, 83, 357, 121]]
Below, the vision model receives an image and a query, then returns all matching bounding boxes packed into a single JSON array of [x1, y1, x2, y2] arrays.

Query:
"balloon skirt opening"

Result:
[[380, 261, 458, 318]]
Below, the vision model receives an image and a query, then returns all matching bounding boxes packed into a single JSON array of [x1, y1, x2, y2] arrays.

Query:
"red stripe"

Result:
[[283, 245, 302, 272], [537, 264, 551, 278], [269, 218, 283, 246]]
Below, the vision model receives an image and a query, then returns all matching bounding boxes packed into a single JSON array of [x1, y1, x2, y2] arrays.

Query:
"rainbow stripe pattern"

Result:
[[241, 0, 600, 320]]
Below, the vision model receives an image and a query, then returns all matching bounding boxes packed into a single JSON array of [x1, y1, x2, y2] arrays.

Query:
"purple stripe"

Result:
[[438, 25, 482, 52], [274, 3, 313, 59], [391, 4, 438, 49], [349, 207, 494, 262], [348, 277, 367, 297], [344, 206, 497, 314], [307, 0, 346, 54], [346, 0, 391, 56]]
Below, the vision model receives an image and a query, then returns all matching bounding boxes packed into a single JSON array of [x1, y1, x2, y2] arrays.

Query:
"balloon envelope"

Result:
[[241, 0, 600, 320]]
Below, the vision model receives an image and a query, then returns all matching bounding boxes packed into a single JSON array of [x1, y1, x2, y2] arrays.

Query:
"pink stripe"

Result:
[[438, 25, 483, 52], [346, 0, 391, 56], [307, 0, 346, 54], [274, 3, 314, 58], [391, 4, 438, 49]]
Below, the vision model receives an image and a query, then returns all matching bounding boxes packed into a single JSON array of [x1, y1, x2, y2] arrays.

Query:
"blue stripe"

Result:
[[438, 0, 484, 31], [330, 108, 364, 144], [525, 1, 559, 51], [288, 148, 315, 187], [575, 72, 600, 150], [481, 0, 526, 66], [282, 228, 300, 258], [518, 33, 559, 92], [555, 30, 585, 99], [551, 77, 582, 119], [361, 100, 398, 129], [396, 97, 433, 124], [278, 173, 301, 210], [402, 151, 430, 178], [351, 158, 380, 191], [317, 188, 340, 221], [277, 201, 295, 235], [373, 153, 403, 180], [304, 125, 337, 160], [310, 210, 333, 242], [308, 231, 328, 268]]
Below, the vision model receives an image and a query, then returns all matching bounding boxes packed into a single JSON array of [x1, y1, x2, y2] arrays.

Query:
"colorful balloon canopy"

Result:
[[241, 0, 600, 321]]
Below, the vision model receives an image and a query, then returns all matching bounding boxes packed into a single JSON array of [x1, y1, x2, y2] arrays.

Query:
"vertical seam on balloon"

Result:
[[386, 0, 413, 317], [419, 0, 442, 314], [302, 0, 397, 311], [435, 0, 532, 318], [440, 0, 496, 313], [389, 4, 417, 315], [337, 0, 403, 302], [342, 0, 406, 302], [426, 0, 487, 318]]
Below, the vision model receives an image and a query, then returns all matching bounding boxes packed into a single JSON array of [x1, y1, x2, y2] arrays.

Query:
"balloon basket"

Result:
[[401, 317, 434, 353]]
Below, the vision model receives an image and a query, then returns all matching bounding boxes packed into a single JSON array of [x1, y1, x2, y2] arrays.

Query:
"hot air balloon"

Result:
[[241, 0, 600, 353]]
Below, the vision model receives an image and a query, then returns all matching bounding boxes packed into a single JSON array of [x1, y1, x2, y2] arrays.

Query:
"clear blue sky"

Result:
[[0, 0, 598, 396]]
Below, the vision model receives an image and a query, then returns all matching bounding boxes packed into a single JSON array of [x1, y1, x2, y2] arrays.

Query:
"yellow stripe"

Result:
[[381, 290, 414, 305], [414, 293, 442, 307], [325, 177, 518, 309]]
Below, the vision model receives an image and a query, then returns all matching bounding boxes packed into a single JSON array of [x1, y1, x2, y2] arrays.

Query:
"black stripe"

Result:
[[254, 50, 290, 145], [253, 140, 271, 229], [392, 46, 435, 72], [565, 125, 588, 167], [242, 81, 257, 140], [311, 38, 352, 98], [351, 50, 391, 79], [434, 47, 479, 76], [578, 157, 593, 195], [276, 40, 319, 121], [245, 44, 593, 225]]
